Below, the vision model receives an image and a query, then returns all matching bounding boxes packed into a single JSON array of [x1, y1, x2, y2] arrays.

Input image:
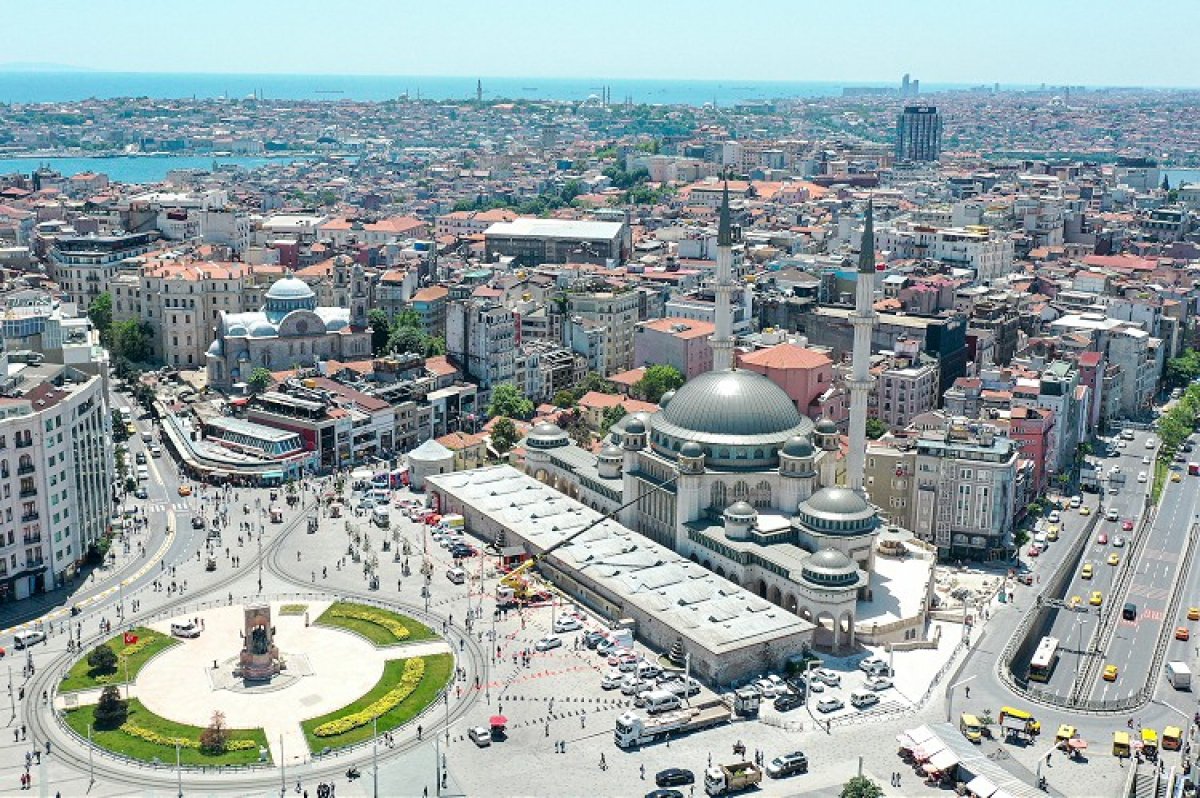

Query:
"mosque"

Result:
[[205, 265, 373, 390], [518, 192, 935, 650]]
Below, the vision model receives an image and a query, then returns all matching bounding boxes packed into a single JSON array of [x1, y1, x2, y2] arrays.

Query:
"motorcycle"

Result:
[[346, 766, 360, 780]]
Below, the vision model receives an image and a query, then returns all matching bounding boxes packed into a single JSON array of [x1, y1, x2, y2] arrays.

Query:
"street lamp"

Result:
[[1153, 699, 1192, 765], [946, 675, 977, 722]]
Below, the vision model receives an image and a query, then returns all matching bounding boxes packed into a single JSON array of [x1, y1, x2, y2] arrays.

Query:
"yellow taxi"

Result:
[[1172, 472, 1183, 483], [1176, 627, 1191, 641], [1047, 526, 1060, 542], [1089, 591, 1104, 606], [1189, 607, 1200, 621], [1108, 552, 1121, 566], [1103, 664, 1119, 682], [1081, 562, 1094, 579], [1069, 595, 1082, 609], [178, 485, 192, 497], [1079, 505, 1091, 516]]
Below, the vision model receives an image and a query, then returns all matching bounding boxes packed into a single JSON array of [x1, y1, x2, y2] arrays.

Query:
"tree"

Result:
[[601, 404, 627, 434], [556, 408, 592, 448], [111, 409, 129, 442], [93, 685, 128, 729], [424, 336, 446, 357], [577, 371, 616, 395], [247, 367, 273, 395], [552, 390, 576, 408], [840, 776, 883, 798], [199, 710, 229, 755], [865, 417, 888, 440], [109, 319, 154, 363], [393, 308, 422, 330], [1166, 349, 1200, 389], [487, 384, 533, 420], [87, 644, 118, 674], [87, 292, 113, 341], [490, 417, 520, 454], [388, 325, 426, 357], [632, 364, 685, 404], [368, 309, 392, 355]]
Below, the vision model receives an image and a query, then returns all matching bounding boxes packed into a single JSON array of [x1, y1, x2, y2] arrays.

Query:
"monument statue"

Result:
[[236, 603, 281, 681]]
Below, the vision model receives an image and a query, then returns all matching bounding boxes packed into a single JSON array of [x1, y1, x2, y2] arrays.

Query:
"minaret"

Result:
[[709, 183, 736, 372], [846, 201, 878, 496]]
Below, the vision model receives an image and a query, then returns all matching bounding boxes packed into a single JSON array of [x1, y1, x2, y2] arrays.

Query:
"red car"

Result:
[[1027, 546, 1041, 557], [1122, 520, 1134, 531], [1097, 533, 1109, 545]]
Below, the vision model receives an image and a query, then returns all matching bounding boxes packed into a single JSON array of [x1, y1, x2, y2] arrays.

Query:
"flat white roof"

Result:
[[484, 218, 624, 240]]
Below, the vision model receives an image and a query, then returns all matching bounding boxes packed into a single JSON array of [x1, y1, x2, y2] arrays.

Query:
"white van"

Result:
[[642, 689, 681, 715], [371, 507, 390, 527], [13, 630, 45, 649], [850, 690, 879, 710], [446, 567, 466, 584], [170, 621, 201, 638], [136, 465, 150, 481], [1106, 508, 1120, 522]]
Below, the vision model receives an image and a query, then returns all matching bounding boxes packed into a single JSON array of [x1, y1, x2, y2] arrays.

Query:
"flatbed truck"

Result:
[[614, 699, 730, 749]]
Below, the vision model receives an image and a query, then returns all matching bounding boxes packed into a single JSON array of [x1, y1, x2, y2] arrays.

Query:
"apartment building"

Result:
[[0, 363, 112, 602], [567, 290, 639, 376], [632, 318, 714, 380], [445, 299, 516, 396], [871, 339, 941, 430], [48, 231, 159, 305], [875, 221, 1013, 282]]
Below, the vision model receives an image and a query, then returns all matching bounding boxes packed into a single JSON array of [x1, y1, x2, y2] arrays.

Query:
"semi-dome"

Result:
[[249, 321, 278, 337], [659, 390, 676, 407], [781, 435, 815, 457], [227, 323, 248, 337], [325, 317, 349, 331], [265, 277, 316, 302], [801, 547, 859, 587], [206, 339, 223, 357]]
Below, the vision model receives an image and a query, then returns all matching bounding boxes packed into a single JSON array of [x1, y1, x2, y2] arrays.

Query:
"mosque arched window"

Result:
[[754, 481, 772, 508], [710, 482, 727, 510], [732, 481, 750, 502]]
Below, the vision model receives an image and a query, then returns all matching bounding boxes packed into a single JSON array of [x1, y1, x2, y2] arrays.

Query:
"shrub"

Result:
[[313, 658, 425, 737], [87, 645, 118, 674], [93, 686, 127, 730], [327, 605, 410, 640]]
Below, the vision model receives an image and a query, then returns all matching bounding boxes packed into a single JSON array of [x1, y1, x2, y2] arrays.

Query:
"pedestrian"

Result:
[[965, 685, 970, 699], [640, 764, 645, 780], [600, 753, 606, 770]]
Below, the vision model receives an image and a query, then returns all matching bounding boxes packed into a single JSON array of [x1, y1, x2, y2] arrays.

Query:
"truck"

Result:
[[704, 762, 762, 796], [614, 699, 730, 749], [1166, 660, 1192, 689]]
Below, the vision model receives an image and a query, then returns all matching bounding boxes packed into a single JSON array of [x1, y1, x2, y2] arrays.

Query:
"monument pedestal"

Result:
[[235, 603, 282, 682]]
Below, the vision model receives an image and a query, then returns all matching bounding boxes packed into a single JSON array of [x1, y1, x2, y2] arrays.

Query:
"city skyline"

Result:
[[7, 0, 1200, 89]]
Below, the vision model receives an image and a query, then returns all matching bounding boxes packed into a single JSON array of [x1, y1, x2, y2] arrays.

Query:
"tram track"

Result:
[[24, 498, 486, 793]]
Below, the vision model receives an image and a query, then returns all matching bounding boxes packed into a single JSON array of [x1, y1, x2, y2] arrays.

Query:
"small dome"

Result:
[[815, 417, 838, 434], [625, 418, 646, 434], [599, 444, 623, 459], [679, 440, 704, 458], [659, 390, 676, 407], [807, 547, 854, 572], [804, 487, 870, 517], [325, 316, 349, 331], [206, 339, 223, 357], [265, 277, 316, 302], [797, 487, 878, 536], [725, 500, 756, 519], [802, 547, 859, 587], [249, 321, 278, 337], [781, 435, 815, 457], [527, 422, 567, 441]]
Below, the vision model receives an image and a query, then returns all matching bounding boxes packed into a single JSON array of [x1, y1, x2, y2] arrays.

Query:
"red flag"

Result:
[[123, 633, 138, 645]]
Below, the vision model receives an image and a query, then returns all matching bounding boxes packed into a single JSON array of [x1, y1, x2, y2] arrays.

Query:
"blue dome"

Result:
[[266, 277, 316, 302], [227, 324, 247, 337], [206, 339, 223, 356], [325, 316, 349, 331], [250, 321, 278, 337]]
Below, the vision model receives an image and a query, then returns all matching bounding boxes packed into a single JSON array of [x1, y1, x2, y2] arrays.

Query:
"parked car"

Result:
[[601, 671, 624, 690], [583, 631, 605, 649], [621, 678, 650, 696], [815, 697, 844, 713], [468, 726, 492, 747], [134, 486, 149, 499], [534, 636, 562, 652], [553, 616, 582, 633], [765, 751, 808, 779], [655, 768, 694, 788], [753, 678, 779, 698], [858, 656, 887, 673], [865, 676, 893, 692], [773, 692, 804, 712]]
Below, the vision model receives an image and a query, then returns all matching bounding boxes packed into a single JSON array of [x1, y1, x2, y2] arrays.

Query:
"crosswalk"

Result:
[[143, 500, 192, 514]]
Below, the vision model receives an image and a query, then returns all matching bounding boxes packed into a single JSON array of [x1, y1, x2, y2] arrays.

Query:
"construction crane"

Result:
[[496, 471, 681, 607]]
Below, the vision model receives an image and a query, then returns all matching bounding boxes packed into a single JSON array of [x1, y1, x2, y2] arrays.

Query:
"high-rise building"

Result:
[[895, 105, 942, 162]]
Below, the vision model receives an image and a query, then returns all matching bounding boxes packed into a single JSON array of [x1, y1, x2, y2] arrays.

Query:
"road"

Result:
[[1090, 447, 1200, 700], [1030, 428, 1155, 697]]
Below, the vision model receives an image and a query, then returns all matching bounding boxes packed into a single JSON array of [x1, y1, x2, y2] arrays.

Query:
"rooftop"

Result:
[[484, 218, 624, 240]]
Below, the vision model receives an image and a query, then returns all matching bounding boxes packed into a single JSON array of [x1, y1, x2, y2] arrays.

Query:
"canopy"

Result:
[[966, 775, 998, 798], [904, 725, 938, 747], [1068, 738, 1088, 750], [928, 749, 959, 771], [896, 733, 916, 750], [489, 715, 507, 727], [912, 740, 946, 761]]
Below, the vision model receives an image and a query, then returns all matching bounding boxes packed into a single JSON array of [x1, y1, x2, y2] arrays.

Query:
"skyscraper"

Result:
[[895, 105, 942, 162]]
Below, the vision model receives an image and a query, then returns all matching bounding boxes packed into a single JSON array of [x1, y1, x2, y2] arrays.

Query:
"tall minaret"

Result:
[[709, 183, 736, 372], [846, 201, 878, 496]]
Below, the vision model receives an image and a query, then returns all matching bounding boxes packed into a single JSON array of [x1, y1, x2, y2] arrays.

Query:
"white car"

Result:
[[1048, 510, 1061, 523], [865, 676, 893, 691], [1137, 472, 1147, 483], [601, 671, 624, 690], [765, 674, 786, 692], [621, 678, 649, 696], [552, 616, 582, 633], [858, 656, 887, 673], [534, 636, 562, 652], [754, 678, 778, 698], [816, 697, 844, 713], [1146, 438, 1156, 449], [170, 621, 201, 638], [812, 668, 841, 687], [468, 726, 492, 747], [1113, 535, 1126, 547], [1142, 456, 1152, 465]]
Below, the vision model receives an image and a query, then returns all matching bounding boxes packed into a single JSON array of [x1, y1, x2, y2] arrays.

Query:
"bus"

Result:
[[1189, 462, 1199, 476], [1028, 636, 1060, 682]]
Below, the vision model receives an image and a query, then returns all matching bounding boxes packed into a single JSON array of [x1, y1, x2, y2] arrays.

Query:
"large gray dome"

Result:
[[265, 277, 316, 302], [797, 487, 878, 536], [656, 369, 810, 445]]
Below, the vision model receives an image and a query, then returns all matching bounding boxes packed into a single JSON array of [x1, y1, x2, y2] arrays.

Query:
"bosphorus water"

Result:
[[0, 154, 315, 183]]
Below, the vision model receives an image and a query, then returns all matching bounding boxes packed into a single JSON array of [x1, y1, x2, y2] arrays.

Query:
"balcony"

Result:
[[22, 534, 40, 545], [20, 512, 38, 523], [14, 438, 32, 449], [17, 464, 34, 476], [19, 488, 36, 498]]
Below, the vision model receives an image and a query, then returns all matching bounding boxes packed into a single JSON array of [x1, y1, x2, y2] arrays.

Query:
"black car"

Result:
[[134, 487, 149, 500], [655, 768, 694, 788], [645, 791, 683, 798], [774, 692, 804, 712], [450, 546, 476, 558], [583, 630, 605, 649], [191, 516, 205, 529]]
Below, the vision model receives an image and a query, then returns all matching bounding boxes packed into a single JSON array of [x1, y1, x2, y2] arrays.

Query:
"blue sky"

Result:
[[10, 0, 1199, 87]]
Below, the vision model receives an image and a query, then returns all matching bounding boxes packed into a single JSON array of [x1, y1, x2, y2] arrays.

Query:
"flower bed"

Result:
[[314, 602, 436, 646], [60, 628, 179, 693], [279, 604, 308, 616], [313, 658, 425, 737]]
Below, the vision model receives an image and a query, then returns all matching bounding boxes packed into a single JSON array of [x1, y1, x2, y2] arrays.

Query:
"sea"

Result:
[[0, 70, 949, 106], [0, 154, 314, 183]]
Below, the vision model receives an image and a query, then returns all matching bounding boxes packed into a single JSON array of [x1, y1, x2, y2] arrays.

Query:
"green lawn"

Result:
[[63, 699, 270, 766], [61, 628, 179, 693], [279, 604, 308, 616], [301, 653, 452, 753], [314, 602, 437, 646]]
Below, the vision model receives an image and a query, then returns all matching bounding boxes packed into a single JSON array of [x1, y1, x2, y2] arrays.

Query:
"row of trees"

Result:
[[1156, 382, 1200, 455]]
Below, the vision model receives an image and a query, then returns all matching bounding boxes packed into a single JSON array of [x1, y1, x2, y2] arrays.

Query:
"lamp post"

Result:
[[373, 715, 379, 798], [176, 741, 182, 798], [1153, 699, 1192, 766], [946, 675, 976, 722]]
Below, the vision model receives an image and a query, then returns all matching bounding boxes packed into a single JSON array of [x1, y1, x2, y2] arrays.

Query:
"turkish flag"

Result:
[[123, 633, 138, 645]]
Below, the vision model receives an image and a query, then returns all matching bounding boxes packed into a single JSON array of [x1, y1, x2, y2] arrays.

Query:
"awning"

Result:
[[906, 725, 938, 746], [966, 775, 998, 797], [912, 740, 946, 761], [929, 749, 959, 771], [489, 715, 507, 726], [896, 733, 916, 750]]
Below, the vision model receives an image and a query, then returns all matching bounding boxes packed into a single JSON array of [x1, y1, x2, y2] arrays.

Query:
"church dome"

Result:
[[797, 487, 878, 536], [815, 417, 838, 435], [265, 277, 316, 302], [781, 435, 815, 457], [801, 548, 859, 587]]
